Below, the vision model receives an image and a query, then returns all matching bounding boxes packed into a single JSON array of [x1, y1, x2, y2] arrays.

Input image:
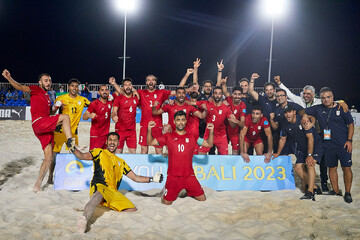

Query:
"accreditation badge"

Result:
[[324, 129, 331, 140]]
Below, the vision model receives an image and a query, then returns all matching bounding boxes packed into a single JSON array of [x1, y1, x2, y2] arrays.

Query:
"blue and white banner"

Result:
[[54, 154, 295, 191]]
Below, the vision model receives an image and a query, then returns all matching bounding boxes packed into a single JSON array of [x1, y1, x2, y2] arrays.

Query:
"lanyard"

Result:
[[326, 108, 333, 129]]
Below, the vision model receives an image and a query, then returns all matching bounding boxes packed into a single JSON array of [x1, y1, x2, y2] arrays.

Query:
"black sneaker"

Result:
[[321, 182, 329, 192], [327, 190, 342, 196], [300, 191, 315, 201], [314, 184, 322, 195], [344, 192, 353, 203], [66, 138, 75, 152]]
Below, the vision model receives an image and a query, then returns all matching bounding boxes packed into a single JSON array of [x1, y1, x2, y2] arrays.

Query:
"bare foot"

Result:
[[33, 182, 41, 193], [77, 216, 87, 234]]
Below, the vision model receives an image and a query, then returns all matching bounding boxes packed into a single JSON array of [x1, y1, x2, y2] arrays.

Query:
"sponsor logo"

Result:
[[0, 107, 26, 120]]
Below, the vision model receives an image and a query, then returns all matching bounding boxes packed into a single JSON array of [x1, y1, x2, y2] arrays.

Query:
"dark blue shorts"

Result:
[[295, 151, 323, 164], [324, 147, 352, 167]]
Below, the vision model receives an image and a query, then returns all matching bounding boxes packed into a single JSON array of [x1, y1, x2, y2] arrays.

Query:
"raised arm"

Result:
[[109, 77, 122, 95], [179, 68, 194, 87], [216, 60, 224, 87], [274, 76, 301, 104], [72, 147, 93, 161], [248, 73, 260, 101], [147, 121, 160, 146], [193, 58, 201, 85], [221, 77, 231, 98], [152, 101, 164, 116], [201, 123, 214, 147], [2, 69, 30, 92]]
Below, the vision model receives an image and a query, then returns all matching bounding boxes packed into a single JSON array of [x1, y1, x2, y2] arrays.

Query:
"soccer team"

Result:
[[2, 58, 354, 233]]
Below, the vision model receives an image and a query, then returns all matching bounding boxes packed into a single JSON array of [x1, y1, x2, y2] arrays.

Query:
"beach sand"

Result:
[[0, 120, 359, 239]]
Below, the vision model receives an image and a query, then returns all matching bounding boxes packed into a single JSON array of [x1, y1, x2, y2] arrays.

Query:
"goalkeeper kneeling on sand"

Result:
[[72, 132, 163, 234]]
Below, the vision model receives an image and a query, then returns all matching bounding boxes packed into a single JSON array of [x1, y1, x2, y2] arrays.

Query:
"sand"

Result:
[[0, 120, 359, 239]]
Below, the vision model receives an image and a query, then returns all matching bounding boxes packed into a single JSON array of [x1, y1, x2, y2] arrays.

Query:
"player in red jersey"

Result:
[[147, 110, 214, 205], [240, 106, 273, 163], [221, 80, 246, 155], [111, 78, 139, 153], [137, 75, 174, 154], [2, 69, 75, 192], [198, 86, 239, 155], [152, 87, 207, 132], [83, 82, 119, 150]]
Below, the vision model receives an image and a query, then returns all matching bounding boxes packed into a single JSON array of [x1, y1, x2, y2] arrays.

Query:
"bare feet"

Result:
[[33, 181, 42, 193], [77, 216, 87, 234]]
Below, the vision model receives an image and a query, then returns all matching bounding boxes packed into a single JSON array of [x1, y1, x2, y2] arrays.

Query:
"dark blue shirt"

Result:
[[240, 95, 254, 115], [305, 104, 353, 149], [273, 102, 304, 126], [258, 95, 276, 119], [281, 115, 323, 154]]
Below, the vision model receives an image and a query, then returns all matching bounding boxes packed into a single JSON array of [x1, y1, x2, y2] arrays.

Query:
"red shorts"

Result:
[[138, 125, 163, 148], [32, 115, 60, 150], [116, 129, 137, 149], [244, 136, 263, 146], [163, 175, 204, 201], [228, 133, 240, 150], [90, 135, 107, 150], [198, 129, 229, 155]]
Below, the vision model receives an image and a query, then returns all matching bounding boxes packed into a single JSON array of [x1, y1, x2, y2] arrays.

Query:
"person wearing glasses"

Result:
[[302, 87, 354, 204]]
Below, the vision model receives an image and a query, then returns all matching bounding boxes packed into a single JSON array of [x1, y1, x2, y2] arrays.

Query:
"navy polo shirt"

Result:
[[273, 102, 304, 126], [281, 115, 323, 154], [257, 95, 276, 119], [305, 104, 353, 149]]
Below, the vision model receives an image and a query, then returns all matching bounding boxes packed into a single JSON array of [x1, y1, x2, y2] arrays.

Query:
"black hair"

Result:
[[122, 78, 133, 85], [176, 86, 186, 92], [264, 82, 275, 89], [232, 86, 243, 93], [319, 87, 332, 95], [190, 91, 199, 99], [213, 86, 223, 92], [276, 89, 287, 96], [68, 78, 81, 85], [252, 105, 263, 113], [38, 73, 50, 81], [174, 110, 186, 119], [107, 132, 120, 140], [202, 80, 213, 86]]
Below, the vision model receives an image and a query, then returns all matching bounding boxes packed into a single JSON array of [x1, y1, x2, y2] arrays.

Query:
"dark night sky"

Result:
[[1, 0, 360, 103]]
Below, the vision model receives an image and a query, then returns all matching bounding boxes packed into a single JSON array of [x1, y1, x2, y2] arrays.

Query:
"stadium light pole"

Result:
[[261, 0, 287, 83], [114, 0, 137, 79]]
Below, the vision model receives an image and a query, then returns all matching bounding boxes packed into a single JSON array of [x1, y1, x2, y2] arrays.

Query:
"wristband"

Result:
[[338, 100, 344, 103], [149, 177, 153, 183], [307, 153, 312, 157], [347, 139, 352, 143], [218, 71, 222, 72]]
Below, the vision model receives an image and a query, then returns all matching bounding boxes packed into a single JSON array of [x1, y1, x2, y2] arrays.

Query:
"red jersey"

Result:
[[138, 89, 171, 127], [29, 85, 51, 123], [157, 132, 197, 176], [162, 102, 197, 131], [113, 94, 139, 131], [244, 115, 270, 141], [87, 99, 113, 137], [205, 101, 232, 137], [225, 97, 246, 136]]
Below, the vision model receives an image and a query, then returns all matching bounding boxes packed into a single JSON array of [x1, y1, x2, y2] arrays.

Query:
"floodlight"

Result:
[[113, 0, 137, 12], [262, 0, 287, 17]]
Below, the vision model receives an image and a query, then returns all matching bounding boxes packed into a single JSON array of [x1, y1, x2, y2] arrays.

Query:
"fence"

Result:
[[0, 82, 303, 96]]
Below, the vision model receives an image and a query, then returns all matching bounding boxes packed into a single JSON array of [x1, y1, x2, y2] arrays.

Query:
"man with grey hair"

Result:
[[274, 76, 321, 108]]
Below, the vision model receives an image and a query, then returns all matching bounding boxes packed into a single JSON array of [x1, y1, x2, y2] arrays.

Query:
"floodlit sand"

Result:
[[0, 120, 359, 239]]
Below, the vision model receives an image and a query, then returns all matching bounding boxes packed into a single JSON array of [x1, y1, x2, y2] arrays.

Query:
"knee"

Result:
[[294, 164, 302, 173]]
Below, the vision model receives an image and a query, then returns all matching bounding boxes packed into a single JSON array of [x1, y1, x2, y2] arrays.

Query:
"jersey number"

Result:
[[212, 115, 216, 122], [178, 144, 185, 152], [149, 101, 153, 107], [105, 112, 108, 119], [71, 107, 77, 114], [129, 106, 133, 113]]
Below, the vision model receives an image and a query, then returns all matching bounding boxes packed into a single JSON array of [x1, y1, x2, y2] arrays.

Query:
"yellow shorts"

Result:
[[90, 184, 135, 212], [53, 132, 78, 152]]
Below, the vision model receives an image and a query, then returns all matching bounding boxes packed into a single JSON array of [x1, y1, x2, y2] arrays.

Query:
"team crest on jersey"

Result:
[[183, 109, 186, 113], [219, 110, 222, 114], [299, 125, 303, 130], [234, 110, 238, 114], [258, 126, 261, 130], [78, 101, 81, 105], [133, 100, 136, 104], [108, 104, 111, 109], [185, 138, 189, 143], [154, 94, 157, 99]]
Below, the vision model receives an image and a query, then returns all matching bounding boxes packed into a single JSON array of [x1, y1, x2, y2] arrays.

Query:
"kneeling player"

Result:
[[147, 111, 214, 205], [72, 132, 163, 233], [240, 106, 273, 163], [273, 106, 323, 200]]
